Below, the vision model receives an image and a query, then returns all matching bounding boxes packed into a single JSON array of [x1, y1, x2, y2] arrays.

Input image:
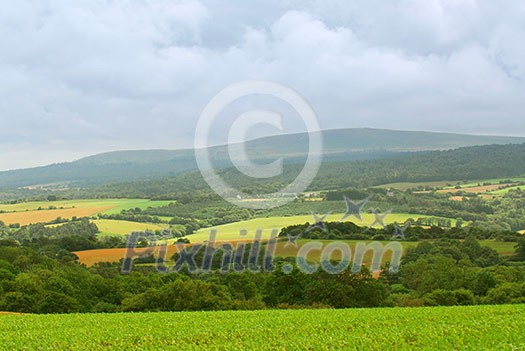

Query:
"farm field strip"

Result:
[[489, 185, 524, 195], [438, 184, 514, 194], [442, 177, 525, 189], [73, 239, 516, 266], [0, 199, 172, 226], [0, 305, 523, 350], [375, 180, 456, 191], [0, 207, 113, 226], [0, 199, 172, 214], [375, 177, 525, 192], [186, 213, 458, 243], [93, 219, 168, 236]]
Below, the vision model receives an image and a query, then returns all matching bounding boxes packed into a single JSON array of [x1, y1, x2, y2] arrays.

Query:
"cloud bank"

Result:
[[1, 0, 524, 170]]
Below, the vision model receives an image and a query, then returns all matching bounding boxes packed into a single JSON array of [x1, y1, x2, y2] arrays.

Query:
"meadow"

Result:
[[0, 305, 523, 350]]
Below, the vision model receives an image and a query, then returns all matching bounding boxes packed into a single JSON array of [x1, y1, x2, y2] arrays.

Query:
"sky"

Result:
[[1, 0, 525, 171]]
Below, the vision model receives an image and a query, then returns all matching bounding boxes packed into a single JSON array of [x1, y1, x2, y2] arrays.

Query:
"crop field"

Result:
[[0, 199, 172, 226], [93, 219, 168, 236], [489, 185, 524, 195], [442, 177, 525, 189], [186, 213, 458, 243], [73, 239, 516, 267], [0, 207, 112, 226], [376, 177, 525, 193], [0, 305, 524, 350], [375, 180, 457, 191], [438, 183, 515, 194], [74, 247, 136, 266]]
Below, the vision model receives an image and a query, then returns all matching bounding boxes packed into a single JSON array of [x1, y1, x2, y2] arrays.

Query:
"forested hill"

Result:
[[1, 128, 524, 190], [72, 143, 525, 198]]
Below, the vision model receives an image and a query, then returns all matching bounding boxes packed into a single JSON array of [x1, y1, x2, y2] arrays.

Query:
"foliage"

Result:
[[0, 306, 524, 350]]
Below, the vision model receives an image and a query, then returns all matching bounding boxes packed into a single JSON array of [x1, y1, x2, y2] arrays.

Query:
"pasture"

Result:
[[0, 305, 523, 350]]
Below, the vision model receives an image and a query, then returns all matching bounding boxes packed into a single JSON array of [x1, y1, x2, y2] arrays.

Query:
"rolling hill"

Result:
[[1, 128, 524, 190]]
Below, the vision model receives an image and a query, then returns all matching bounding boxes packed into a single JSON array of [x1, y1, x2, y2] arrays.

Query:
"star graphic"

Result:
[[284, 232, 301, 248], [392, 221, 411, 240], [306, 211, 331, 233], [341, 195, 373, 222], [370, 208, 392, 228]]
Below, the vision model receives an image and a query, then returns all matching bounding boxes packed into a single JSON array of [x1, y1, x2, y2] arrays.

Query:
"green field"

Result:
[[489, 185, 524, 195], [1, 305, 523, 350], [0, 199, 172, 214], [186, 213, 458, 242], [93, 219, 169, 236]]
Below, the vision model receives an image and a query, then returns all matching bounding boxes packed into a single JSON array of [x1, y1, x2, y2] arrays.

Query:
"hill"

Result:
[[0, 128, 524, 190], [82, 143, 525, 199]]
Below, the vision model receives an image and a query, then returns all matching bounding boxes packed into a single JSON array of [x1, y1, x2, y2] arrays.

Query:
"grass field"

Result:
[[0, 305, 523, 350], [185, 213, 458, 242], [93, 219, 169, 236], [0, 199, 172, 225]]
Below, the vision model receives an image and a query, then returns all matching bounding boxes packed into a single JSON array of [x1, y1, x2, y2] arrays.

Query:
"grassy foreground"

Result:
[[1, 305, 524, 350]]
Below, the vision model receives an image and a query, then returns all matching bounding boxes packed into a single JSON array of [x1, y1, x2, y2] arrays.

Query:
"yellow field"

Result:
[[93, 219, 168, 236], [439, 184, 513, 194], [74, 240, 396, 268], [0, 199, 172, 226], [73, 239, 515, 267], [185, 213, 456, 243], [0, 207, 112, 226]]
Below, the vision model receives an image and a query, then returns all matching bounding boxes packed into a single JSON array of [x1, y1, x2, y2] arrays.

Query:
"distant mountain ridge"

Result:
[[1, 128, 524, 189]]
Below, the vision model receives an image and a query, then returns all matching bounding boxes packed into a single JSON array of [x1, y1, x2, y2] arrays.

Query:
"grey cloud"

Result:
[[0, 0, 524, 170]]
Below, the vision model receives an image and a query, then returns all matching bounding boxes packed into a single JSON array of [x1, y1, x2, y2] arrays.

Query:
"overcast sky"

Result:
[[1, 0, 525, 171]]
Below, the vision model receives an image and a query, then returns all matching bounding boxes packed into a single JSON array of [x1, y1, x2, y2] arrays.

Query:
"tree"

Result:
[[514, 238, 525, 261]]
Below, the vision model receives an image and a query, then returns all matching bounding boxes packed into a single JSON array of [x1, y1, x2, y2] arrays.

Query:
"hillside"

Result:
[[36, 142, 525, 200], [0, 128, 524, 190]]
